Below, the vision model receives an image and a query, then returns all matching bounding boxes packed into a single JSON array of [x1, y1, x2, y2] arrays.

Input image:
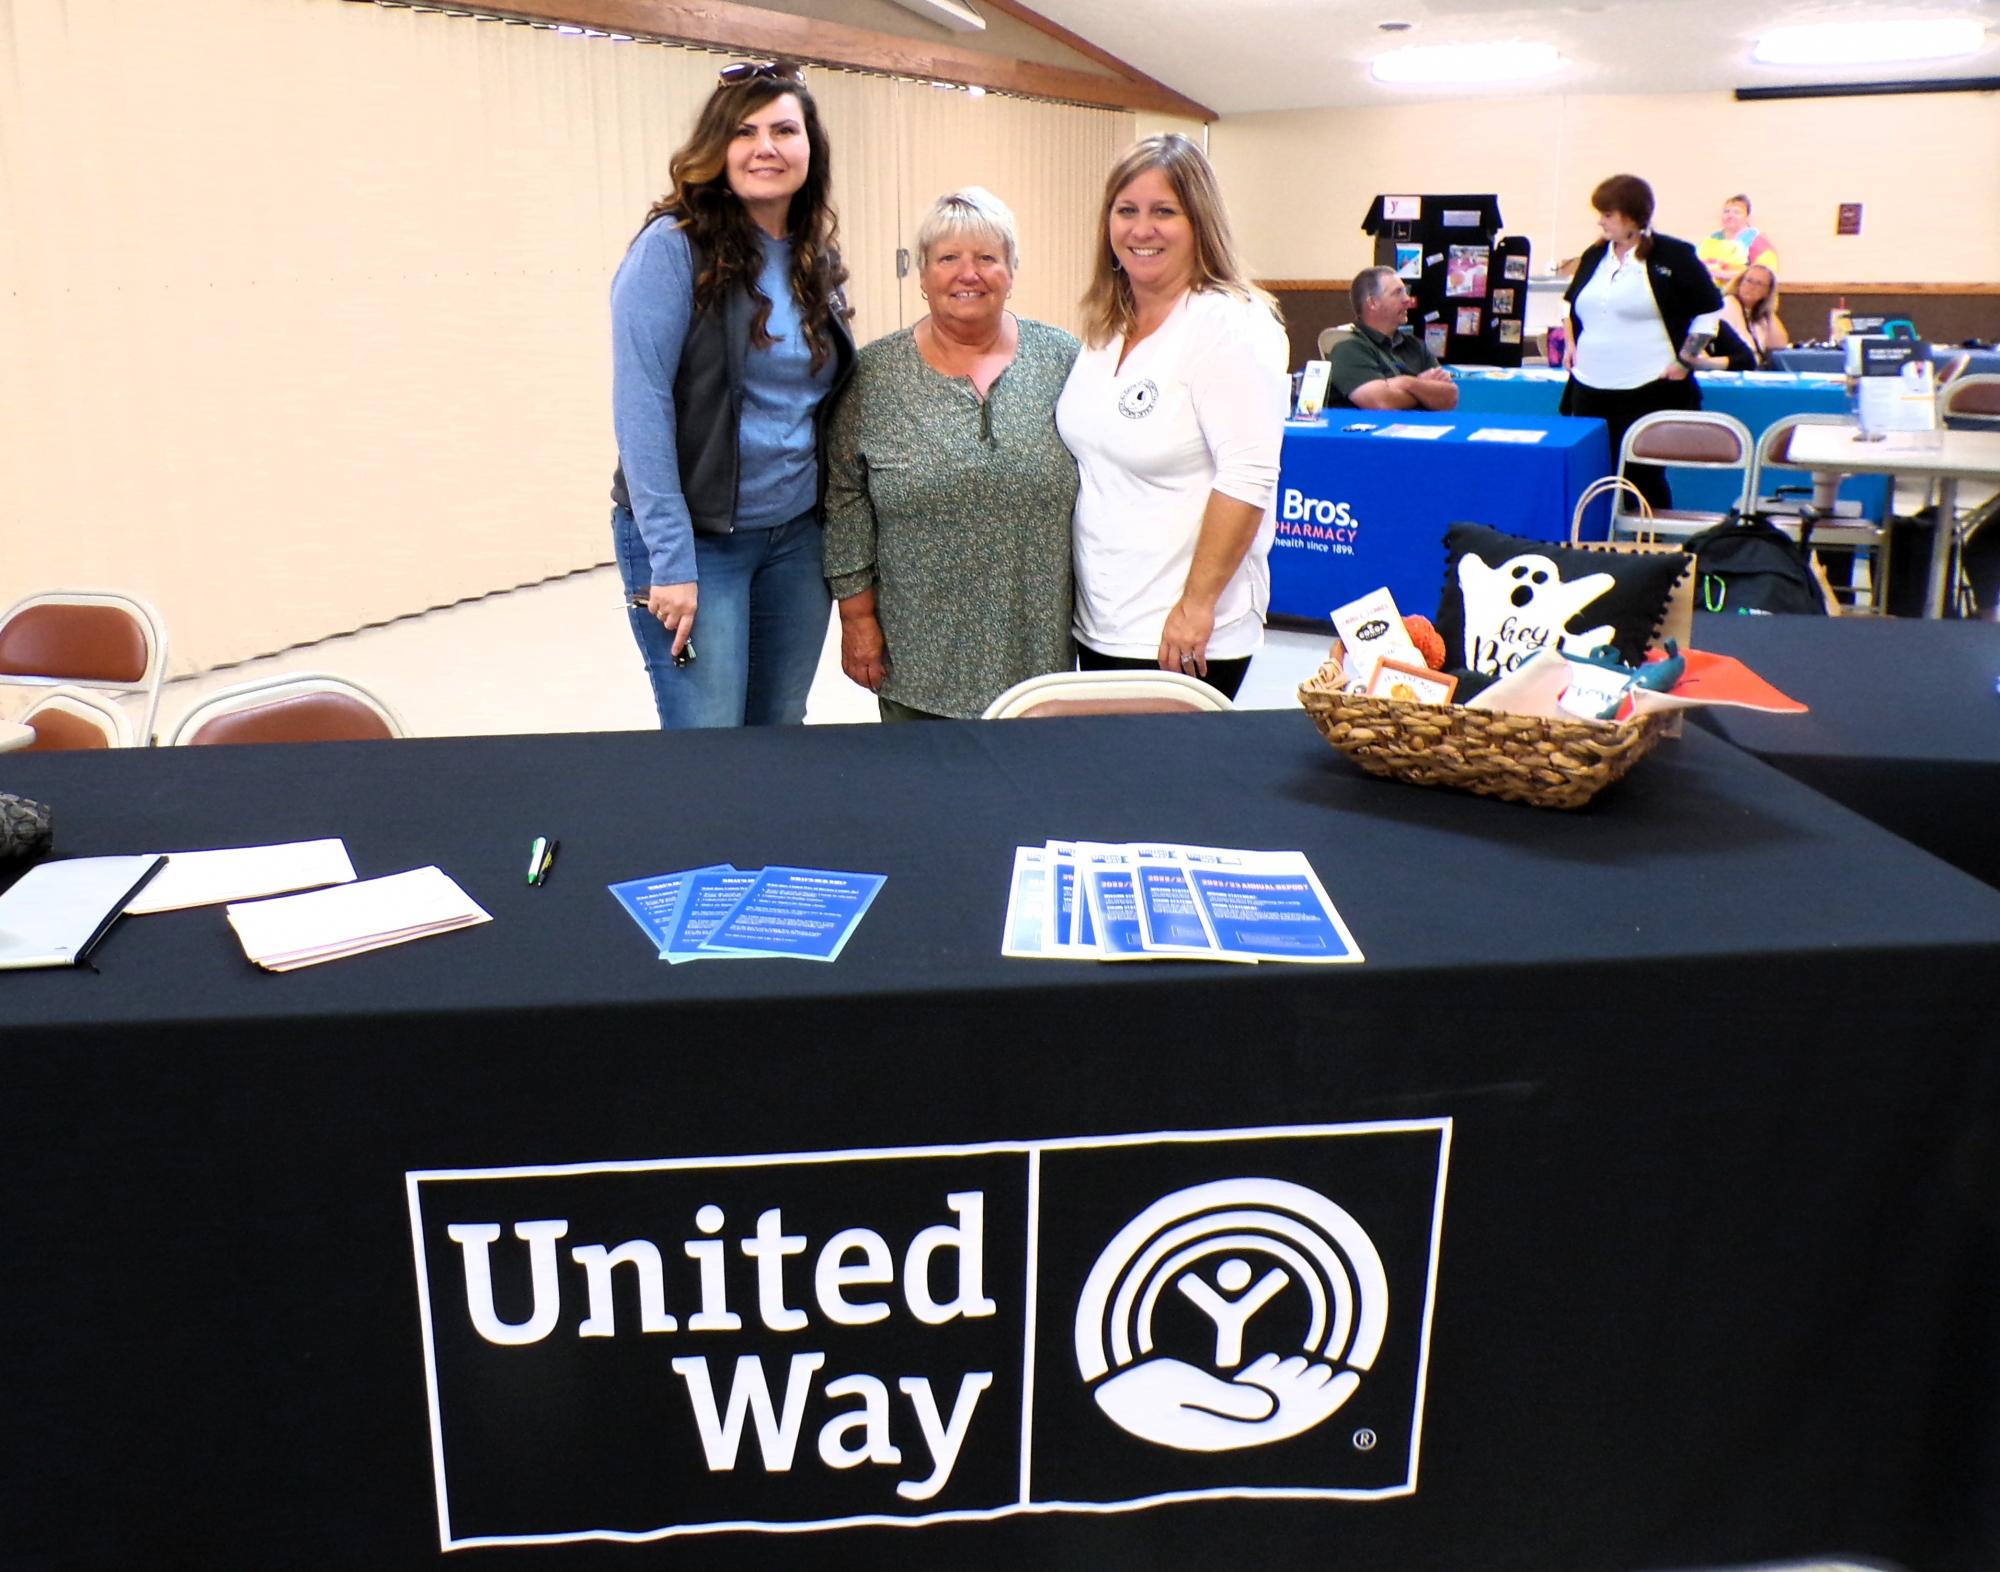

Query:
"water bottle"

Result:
[[1545, 322, 1566, 367]]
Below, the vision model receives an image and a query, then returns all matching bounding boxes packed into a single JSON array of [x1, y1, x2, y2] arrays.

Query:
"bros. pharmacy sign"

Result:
[[406, 1121, 1450, 1550]]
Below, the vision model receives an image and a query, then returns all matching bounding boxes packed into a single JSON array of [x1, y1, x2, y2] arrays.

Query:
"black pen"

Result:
[[533, 839, 560, 887]]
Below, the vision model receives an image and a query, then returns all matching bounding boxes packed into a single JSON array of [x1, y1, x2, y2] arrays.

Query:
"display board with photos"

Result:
[[1362, 193, 1513, 368]]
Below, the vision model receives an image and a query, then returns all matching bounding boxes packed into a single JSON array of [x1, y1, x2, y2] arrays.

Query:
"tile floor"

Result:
[[149, 567, 1334, 741]]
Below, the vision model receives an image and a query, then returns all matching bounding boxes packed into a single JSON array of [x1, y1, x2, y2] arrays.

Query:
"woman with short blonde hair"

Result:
[[824, 187, 1080, 719]]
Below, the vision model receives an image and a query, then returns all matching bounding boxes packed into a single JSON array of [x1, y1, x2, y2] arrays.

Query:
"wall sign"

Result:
[[1837, 203, 1863, 236], [407, 1120, 1451, 1550]]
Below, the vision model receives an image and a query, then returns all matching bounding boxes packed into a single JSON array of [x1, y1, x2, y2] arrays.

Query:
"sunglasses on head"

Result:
[[718, 60, 801, 85]]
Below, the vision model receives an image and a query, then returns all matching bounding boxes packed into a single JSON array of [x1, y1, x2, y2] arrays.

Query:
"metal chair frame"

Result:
[[167, 672, 407, 746], [982, 669, 1234, 719], [18, 686, 137, 750], [1746, 412, 1891, 610], [1608, 410, 1756, 545], [0, 589, 168, 744]]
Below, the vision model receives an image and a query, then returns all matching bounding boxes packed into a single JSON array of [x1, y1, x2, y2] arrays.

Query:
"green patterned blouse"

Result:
[[824, 317, 1081, 719]]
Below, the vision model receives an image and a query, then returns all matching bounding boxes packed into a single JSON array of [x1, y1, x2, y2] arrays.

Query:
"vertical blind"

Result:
[[0, 0, 1133, 673]]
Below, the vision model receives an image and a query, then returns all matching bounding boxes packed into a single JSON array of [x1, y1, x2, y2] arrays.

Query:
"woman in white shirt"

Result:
[[1559, 173, 1724, 511], [1056, 135, 1290, 700]]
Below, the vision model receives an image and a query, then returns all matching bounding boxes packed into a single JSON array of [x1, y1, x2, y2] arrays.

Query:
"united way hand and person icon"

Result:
[[1075, 1177, 1388, 1454]]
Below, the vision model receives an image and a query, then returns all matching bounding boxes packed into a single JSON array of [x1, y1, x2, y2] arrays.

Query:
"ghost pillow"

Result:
[[1435, 522, 1687, 679]]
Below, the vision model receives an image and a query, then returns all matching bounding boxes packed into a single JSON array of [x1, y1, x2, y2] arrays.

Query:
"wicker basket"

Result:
[[1297, 655, 1674, 810]]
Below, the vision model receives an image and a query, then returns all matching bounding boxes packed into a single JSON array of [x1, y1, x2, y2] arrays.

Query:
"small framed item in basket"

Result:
[[1366, 657, 1458, 707]]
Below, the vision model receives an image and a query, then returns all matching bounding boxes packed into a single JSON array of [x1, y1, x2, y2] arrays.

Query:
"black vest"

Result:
[[611, 231, 854, 536]]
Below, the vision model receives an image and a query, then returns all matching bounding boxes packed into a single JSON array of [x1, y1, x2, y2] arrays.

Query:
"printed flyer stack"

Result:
[[611, 865, 885, 964], [1003, 842, 1361, 965]]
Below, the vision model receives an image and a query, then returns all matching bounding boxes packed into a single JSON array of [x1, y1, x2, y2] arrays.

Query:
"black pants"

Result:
[[1077, 644, 1251, 701], [1562, 374, 1703, 512]]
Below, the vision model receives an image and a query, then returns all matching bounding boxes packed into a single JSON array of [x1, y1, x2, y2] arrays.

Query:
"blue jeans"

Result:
[[613, 505, 831, 729]]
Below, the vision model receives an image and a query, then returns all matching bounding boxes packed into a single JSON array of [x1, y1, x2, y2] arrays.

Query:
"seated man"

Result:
[[1327, 266, 1459, 411]]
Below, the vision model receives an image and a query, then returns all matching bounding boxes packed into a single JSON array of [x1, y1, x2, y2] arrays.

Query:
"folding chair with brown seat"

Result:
[[167, 673, 406, 746], [982, 669, 1234, 719], [1748, 413, 1890, 610], [18, 687, 136, 750], [0, 590, 167, 744], [1608, 410, 1755, 545]]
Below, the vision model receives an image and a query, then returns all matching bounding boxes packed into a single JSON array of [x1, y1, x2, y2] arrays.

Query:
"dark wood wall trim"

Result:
[[396, 0, 1215, 119], [976, 0, 1213, 120], [1264, 281, 2000, 370]]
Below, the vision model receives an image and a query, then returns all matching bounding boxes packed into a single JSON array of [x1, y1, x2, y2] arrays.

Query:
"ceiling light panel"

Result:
[[1370, 40, 1565, 84], [1753, 17, 1987, 66]]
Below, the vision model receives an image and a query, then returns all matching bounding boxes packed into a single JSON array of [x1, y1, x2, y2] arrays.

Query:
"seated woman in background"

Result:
[[1058, 134, 1289, 702], [823, 188, 1080, 720], [1709, 263, 1790, 371]]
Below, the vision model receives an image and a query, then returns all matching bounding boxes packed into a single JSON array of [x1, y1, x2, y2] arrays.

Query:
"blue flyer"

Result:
[[1185, 853, 1362, 964], [699, 866, 886, 962], [661, 868, 765, 963], [1133, 862, 1221, 955], [608, 865, 731, 953]]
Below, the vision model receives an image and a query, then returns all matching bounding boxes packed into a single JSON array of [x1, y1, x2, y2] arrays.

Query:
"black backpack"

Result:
[[1680, 510, 1829, 617]]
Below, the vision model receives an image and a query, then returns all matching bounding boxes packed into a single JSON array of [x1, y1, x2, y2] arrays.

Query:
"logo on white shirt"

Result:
[[1117, 379, 1160, 419]]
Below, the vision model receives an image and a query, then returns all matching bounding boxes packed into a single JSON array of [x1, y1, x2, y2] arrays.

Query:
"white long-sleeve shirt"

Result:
[[1057, 289, 1291, 660]]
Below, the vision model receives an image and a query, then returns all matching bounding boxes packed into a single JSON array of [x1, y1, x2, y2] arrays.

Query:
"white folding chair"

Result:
[[0, 590, 167, 744], [1940, 372, 2000, 428], [1316, 324, 1352, 359], [1608, 410, 1755, 544], [168, 673, 407, 746], [982, 669, 1234, 719], [17, 687, 137, 750], [1748, 413, 1889, 609]]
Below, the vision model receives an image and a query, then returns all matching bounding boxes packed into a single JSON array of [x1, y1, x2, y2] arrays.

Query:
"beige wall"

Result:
[[0, 0, 1128, 676], [1211, 88, 2000, 286]]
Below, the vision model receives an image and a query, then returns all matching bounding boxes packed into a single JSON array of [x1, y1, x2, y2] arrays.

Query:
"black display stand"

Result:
[[1361, 194, 1525, 368]]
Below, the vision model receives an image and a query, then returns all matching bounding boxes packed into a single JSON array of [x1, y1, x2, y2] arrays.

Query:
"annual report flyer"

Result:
[[1003, 842, 1361, 965]]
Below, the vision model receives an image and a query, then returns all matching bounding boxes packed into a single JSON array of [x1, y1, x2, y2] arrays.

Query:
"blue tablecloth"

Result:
[[1271, 411, 1610, 627], [1451, 368, 1890, 519], [1772, 346, 2000, 377]]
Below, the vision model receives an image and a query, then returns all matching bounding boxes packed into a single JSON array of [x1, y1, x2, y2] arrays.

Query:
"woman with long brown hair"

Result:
[[1056, 135, 1289, 701], [609, 62, 854, 728]]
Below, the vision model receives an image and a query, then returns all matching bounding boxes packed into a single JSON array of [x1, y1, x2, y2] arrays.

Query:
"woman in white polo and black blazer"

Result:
[[1559, 173, 1724, 511]]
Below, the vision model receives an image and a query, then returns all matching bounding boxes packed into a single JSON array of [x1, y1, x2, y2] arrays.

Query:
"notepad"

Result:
[[126, 838, 356, 914], [0, 854, 166, 970], [226, 865, 490, 971]]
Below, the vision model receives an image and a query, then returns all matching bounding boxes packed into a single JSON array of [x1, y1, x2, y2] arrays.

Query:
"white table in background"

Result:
[[1783, 423, 2000, 617]]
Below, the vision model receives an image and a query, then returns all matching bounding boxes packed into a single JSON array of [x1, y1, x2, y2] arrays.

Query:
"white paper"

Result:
[[0, 855, 164, 970], [226, 865, 490, 972], [1467, 426, 1548, 444], [126, 838, 356, 915], [1373, 423, 1452, 440]]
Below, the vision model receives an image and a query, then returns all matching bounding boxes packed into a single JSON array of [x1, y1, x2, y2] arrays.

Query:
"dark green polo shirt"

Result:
[[1325, 323, 1439, 407]]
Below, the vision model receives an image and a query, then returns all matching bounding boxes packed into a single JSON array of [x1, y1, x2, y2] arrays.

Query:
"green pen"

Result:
[[527, 836, 549, 886]]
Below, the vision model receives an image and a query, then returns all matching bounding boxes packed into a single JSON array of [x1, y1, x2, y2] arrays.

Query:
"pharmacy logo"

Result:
[[1075, 1178, 1387, 1453]]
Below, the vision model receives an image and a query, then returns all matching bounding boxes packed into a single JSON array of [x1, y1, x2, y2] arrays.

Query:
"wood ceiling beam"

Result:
[[436, 0, 1217, 120]]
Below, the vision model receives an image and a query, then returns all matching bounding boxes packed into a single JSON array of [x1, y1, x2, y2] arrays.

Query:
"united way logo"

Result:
[[1118, 378, 1160, 418], [1076, 1177, 1387, 1453], [407, 1121, 1447, 1548]]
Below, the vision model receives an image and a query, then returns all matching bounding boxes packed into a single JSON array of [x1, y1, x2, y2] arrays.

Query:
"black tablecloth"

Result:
[[1692, 611, 2000, 887], [4, 714, 1998, 1571]]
